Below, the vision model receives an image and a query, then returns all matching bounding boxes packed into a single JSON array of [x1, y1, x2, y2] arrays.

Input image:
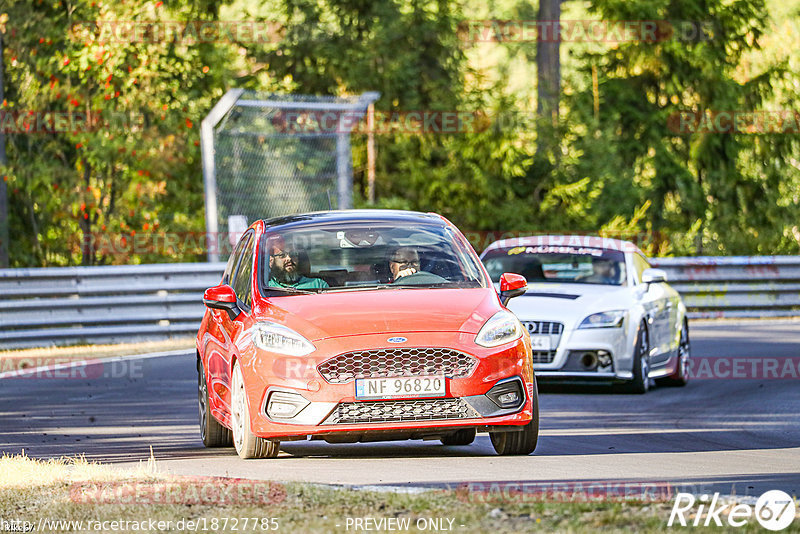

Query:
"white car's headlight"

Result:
[[579, 310, 626, 329], [475, 310, 523, 348], [252, 322, 316, 356]]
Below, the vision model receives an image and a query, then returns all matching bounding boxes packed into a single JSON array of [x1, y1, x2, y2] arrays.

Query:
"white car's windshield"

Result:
[[259, 223, 486, 293], [483, 245, 627, 286]]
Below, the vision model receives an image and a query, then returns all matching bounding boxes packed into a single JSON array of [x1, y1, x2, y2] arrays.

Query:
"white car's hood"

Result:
[[505, 282, 636, 327]]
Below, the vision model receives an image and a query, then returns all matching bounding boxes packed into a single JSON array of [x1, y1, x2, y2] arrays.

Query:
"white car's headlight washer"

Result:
[[475, 310, 524, 348], [252, 321, 316, 356], [578, 310, 626, 329]]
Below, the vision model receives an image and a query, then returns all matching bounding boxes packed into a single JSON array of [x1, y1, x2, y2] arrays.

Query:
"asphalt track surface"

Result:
[[2, 321, 799, 497]]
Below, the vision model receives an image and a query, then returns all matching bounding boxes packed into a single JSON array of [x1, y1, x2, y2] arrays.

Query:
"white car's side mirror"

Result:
[[641, 268, 667, 285]]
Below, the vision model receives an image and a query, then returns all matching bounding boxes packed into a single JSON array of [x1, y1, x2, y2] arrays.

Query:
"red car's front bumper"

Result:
[[235, 332, 534, 440]]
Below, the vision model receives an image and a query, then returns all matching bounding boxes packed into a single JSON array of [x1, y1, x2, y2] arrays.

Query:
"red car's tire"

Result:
[[198, 358, 232, 447], [440, 428, 476, 446], [231, 361, 280, 459], [489, 380, 539, 455]]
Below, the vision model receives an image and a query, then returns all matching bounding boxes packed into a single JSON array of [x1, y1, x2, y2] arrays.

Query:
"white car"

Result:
[[480, 236, 690, 393]]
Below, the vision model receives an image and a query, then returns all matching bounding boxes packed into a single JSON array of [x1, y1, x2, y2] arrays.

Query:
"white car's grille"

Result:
[[522, 321, 564, 364], [522, 321, 563, 335]]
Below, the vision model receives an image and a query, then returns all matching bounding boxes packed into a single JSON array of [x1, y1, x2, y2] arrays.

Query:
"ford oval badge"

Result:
[[387, 337, 407, 344]]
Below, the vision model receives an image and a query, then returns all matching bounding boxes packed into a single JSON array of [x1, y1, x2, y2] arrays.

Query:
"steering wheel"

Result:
[[391, 271, 448, 285]]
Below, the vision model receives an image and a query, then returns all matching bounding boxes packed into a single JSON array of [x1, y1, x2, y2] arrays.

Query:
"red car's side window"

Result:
[[232, 235, 255, 310]]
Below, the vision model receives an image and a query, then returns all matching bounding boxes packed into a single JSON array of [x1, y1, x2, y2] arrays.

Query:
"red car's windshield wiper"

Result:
[[265, 286, 318, 295]]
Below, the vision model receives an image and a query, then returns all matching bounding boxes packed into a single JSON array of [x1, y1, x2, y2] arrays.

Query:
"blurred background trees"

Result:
[[1, 0, 798, 265]]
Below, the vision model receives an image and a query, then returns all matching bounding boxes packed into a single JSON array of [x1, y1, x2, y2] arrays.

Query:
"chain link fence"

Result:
[[201, 90, 379, 261]]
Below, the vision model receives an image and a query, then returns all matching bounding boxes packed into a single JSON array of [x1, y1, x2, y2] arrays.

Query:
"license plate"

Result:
[[355, 376, 445, 399], [530, 335, 551, 351]]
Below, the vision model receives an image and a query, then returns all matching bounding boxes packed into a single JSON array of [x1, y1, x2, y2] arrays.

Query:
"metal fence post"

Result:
[[201, 89, 244, 262]]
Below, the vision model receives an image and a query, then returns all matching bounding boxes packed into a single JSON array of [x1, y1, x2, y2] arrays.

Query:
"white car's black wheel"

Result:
[[489, 379, 539, 455], [231, 361, 280, 459], [198, 359, 232, 447], [624, 323, 651, 394], [440, 428, 476, 446], [658, 319, 690, 387]]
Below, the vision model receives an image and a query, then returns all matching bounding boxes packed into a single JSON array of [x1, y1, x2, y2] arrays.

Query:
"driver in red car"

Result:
[[267, 237, 329, 290], [389, 246, 421, 282]]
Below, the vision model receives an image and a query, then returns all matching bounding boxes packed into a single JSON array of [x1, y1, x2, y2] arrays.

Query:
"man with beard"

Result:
[[266, 238, 329, 290]]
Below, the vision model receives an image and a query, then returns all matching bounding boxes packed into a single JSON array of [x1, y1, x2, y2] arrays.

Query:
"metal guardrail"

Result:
[[0, 256, 797, 349], [0, 263, 225, 349], [650, 256, 800, 319]]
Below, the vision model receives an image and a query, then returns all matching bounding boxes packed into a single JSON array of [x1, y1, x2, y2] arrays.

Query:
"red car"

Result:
[[197, 210, 538, 458]]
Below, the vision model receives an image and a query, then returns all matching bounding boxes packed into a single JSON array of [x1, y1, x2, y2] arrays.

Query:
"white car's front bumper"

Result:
[[521, 319, 636, 381]]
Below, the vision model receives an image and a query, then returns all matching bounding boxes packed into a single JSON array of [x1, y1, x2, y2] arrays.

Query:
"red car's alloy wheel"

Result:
[[231, 361, 280, 459]]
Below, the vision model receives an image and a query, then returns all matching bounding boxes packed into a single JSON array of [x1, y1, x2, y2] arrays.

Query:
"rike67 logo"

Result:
[[668, 490, 797, 530]]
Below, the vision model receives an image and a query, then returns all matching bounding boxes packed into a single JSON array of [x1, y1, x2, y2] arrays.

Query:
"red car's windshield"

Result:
[[259, 223, 487, 293]]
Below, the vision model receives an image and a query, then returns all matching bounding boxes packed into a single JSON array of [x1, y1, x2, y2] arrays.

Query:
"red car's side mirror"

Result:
[[203, 284, 240, 320], [499, 273, 527, 306]]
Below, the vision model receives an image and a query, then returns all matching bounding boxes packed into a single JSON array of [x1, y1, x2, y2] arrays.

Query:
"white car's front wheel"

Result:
[[624, 323, 651, 394], [231, 361, 280, 459]]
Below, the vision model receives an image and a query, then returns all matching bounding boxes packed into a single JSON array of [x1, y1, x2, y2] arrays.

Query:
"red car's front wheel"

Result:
[[489, 379, 539, 455], [231, 360, 280, 459]]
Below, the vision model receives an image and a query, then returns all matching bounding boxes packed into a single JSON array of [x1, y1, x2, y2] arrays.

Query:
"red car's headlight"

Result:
[[475, 310, 523, 348], [252, 321, 316, 356]]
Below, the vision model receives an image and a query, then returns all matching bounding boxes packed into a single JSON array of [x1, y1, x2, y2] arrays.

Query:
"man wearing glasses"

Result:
[[389, 246, 421, 282], [266, 238, 329, 290]]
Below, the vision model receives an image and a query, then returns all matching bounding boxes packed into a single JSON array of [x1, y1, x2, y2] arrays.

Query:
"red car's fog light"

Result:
[[266, 391, 310, 419], [486, 378, 525, 409]]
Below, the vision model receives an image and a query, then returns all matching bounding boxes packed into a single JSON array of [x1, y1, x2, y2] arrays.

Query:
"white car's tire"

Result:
[[623, 322, 651, 394], [231, 361, 279, 459]]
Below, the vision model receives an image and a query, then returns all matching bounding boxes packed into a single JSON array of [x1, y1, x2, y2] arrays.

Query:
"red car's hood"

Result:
[[254, 288, 501, 341]]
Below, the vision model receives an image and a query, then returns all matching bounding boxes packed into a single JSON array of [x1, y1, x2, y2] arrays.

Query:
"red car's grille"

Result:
[[322, 398, 478, 425], [317, 348, 478, 384]]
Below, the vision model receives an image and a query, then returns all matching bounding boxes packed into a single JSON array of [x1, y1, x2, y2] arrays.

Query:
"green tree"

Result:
[[563, 0, 800, 255], [1, 0, 235, 265]]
